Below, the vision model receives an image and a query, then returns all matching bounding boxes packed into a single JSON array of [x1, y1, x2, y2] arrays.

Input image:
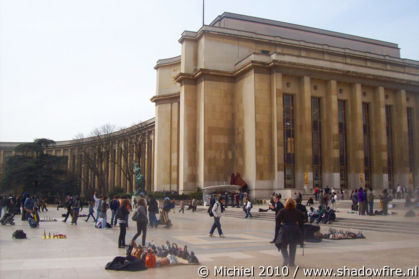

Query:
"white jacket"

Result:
[[211, 201, 222, 218], [246, 201, 252, 209]]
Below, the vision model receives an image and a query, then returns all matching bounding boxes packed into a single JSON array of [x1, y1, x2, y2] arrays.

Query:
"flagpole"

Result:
[[202, 0, 205, 26]]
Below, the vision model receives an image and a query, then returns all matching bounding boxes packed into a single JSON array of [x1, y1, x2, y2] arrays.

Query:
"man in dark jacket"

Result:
[[269, 194, 284, 243], [63, 195, 73, 222], [110, 197, 120, 227], [147, 195, 159, 228]]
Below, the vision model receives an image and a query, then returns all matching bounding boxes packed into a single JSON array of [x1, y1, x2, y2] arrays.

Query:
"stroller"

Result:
[[1, 211, 15, 225]]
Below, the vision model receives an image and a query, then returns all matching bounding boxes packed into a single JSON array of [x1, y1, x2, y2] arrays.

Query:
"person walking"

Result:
[[131, 198, 148, 246], [179, 200, 185, 214], [245, 198, 253, 218], [110, 197, 120, 227], [71, 196, 82, 225], [85, 201, 96, 222], [209, 197, 225, 238], [63, 195, 73, 222], [274, 198, 304, 267], [117, 199, 130, 248], [147, 195, 159, 228]]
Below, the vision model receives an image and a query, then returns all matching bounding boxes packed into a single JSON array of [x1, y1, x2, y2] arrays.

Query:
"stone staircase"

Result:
[[197, 207, 419, 235]]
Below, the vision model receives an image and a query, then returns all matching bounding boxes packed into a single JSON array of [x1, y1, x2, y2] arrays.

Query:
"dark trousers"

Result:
[[71, 209, 79, 224], [132, 223, 147, 246], [281, 243, 297, 266], [209, 217, 223, 236], [85, 212, 96, 222], [273, 221, 280, 241], [63, 208, 72, 222], [119, 223, 127, 247]]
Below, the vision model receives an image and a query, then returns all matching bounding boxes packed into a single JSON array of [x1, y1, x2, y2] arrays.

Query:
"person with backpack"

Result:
[[208, 196, 225, 238], [116, 199, 130, 248], [131, 198, 148, 246]]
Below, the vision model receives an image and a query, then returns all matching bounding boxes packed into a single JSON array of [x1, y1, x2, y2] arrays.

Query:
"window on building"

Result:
[[283, 94, 295, 188], [407, 107, 415, 184], [385, 105, 394, 188], [312, 97, 322, 188], [362, 103, 372, 188], [338, 100, 348, 188]]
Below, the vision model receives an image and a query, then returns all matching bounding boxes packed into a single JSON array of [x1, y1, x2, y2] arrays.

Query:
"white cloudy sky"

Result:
[[1, 0, 418, 142]]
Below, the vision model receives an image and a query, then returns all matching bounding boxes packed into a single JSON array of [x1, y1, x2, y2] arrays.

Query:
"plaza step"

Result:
[[197, 208, 419, 235]]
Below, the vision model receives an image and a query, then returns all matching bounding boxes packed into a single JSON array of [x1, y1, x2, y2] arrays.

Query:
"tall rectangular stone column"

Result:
[[393, 90, 409, 187], [179, 80, 197, 194], [323, 80, 340, 189], [115, 146, 121, 189], [348, 83, 364, 189], [254, 68, 273, 198], [271, 71, 284, 190], [371, 86, 388, 190], [296, 76, 313, 191], [413, 95, 419, 188], [108, 148, 115, 189]]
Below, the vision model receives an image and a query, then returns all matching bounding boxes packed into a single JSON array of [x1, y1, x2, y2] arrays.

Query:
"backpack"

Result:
[[207, 203, 214, 217], [12, 230, 27, 239]]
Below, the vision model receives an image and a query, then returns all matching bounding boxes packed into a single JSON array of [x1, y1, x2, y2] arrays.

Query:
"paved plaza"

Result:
[[1, 204, 419, 279]]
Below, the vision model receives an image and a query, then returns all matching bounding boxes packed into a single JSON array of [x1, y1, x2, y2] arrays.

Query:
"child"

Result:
[[85, 201, 96, 222]]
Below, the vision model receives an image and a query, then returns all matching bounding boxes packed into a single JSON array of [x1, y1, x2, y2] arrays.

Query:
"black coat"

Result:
[[275, 208, 304, 248]]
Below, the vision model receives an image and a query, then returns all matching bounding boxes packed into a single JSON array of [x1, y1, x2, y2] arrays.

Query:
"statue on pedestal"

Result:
[[133, 162, 145, 196]]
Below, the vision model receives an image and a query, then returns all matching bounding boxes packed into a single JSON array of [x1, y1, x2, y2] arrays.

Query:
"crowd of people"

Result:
[[2, 184, 419, 268]]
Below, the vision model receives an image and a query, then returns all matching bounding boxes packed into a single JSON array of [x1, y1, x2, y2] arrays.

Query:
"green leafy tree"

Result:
[[0, 138, 79, 196]]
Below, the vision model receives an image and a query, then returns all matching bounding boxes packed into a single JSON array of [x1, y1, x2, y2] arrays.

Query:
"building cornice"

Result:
[[154, 56, 181, 69], [150, 93, 180, 104], [179, 25, 419, 71], [0, 118, 156, 151], [210, 12, 398, 49], [171, 52, 419, 91]]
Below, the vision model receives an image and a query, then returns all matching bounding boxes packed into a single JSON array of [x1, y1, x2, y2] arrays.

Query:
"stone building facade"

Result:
[[0, 119, 155, 195], [152, 13, 419, 199], [1, 13, 418, 199]]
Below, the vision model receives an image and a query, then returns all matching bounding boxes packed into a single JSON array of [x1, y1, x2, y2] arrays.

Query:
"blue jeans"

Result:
[[245, 208, 253, 218], [111, 210, 117, 226], [210, 217, 223, 236], [369, 201, 374, 215], [149, 211, 157, 227], [101, 213, 107, 229]]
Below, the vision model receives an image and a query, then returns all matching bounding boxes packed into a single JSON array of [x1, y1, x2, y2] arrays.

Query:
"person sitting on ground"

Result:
[[308, 207, 319, 224], [314, 206, 326, 224], [321, 206, 336, 224]]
